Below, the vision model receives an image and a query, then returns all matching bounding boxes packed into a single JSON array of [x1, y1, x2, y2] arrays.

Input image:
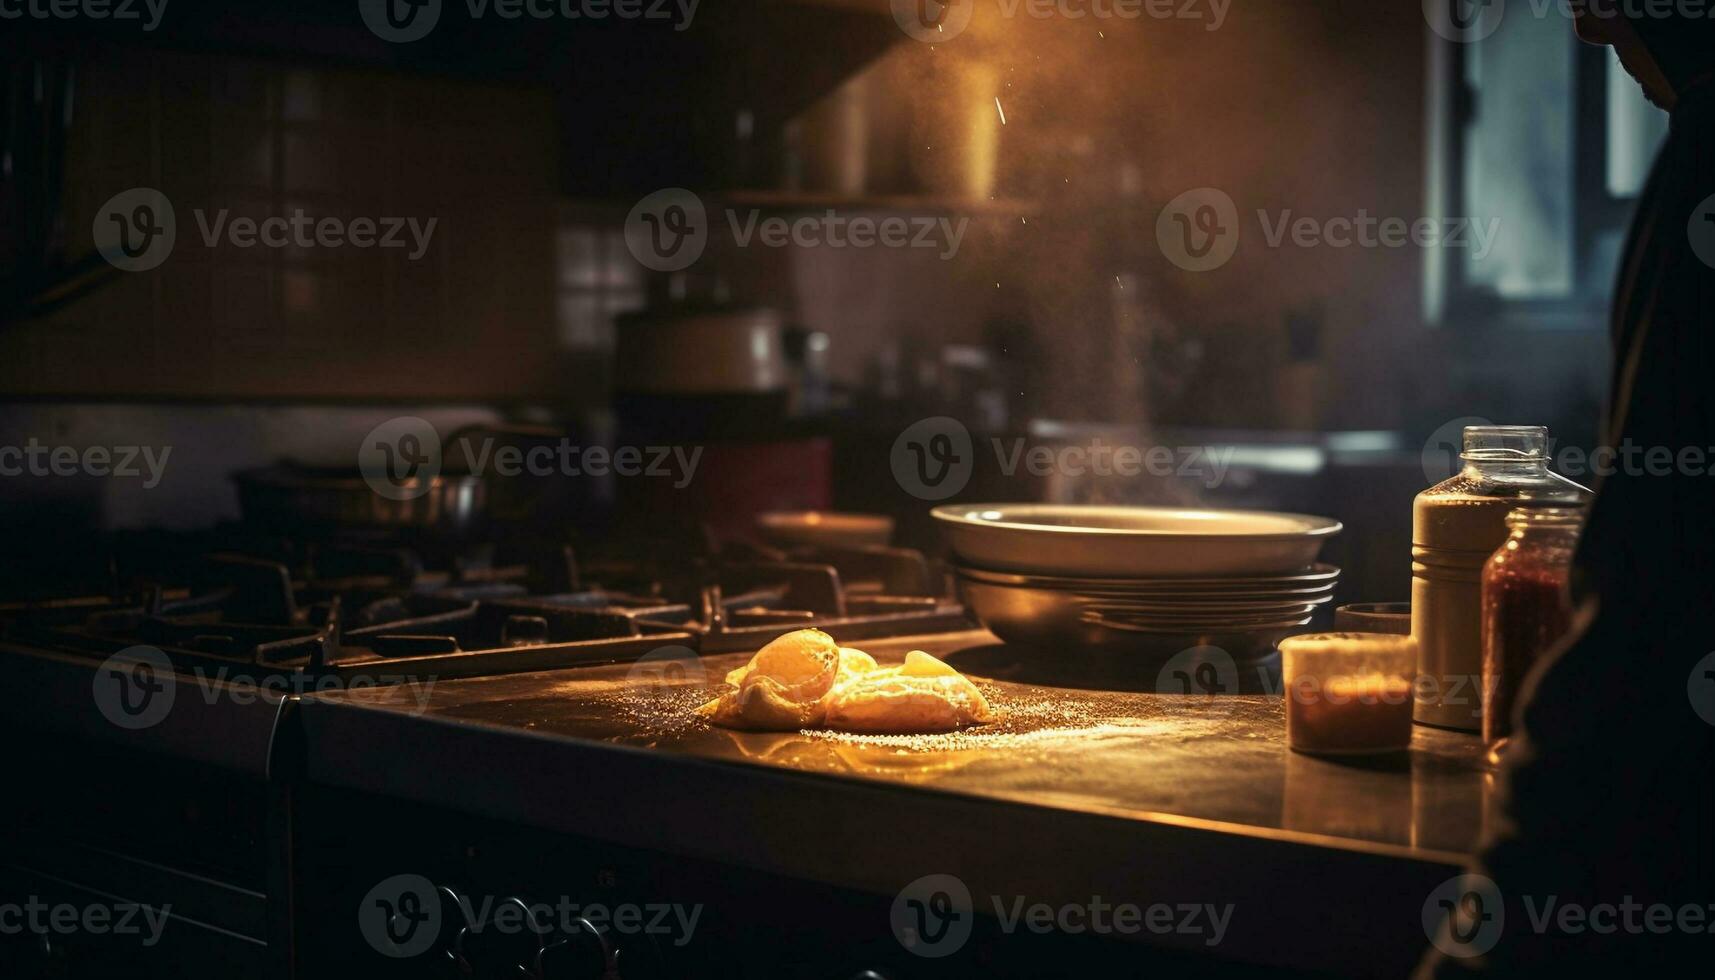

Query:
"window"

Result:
[[1439, 12, 1667, 323], [555, 208, 646, 350]]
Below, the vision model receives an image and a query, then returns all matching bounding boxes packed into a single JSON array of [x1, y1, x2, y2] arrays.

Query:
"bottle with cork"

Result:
[[1411, 425, 1589, 731]]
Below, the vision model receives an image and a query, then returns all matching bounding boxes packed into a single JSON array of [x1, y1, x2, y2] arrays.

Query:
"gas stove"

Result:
[[0, 523, 971, 980], [1, 527, 968, 684]]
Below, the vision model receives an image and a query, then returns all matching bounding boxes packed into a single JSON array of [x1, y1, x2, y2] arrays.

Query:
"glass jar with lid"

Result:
[[1482, 506, 1584, 753], [1411, 425, 1590, 731]]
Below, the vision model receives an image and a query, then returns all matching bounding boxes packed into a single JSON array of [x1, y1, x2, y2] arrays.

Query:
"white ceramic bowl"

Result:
[[933, 505, 1341, 578]]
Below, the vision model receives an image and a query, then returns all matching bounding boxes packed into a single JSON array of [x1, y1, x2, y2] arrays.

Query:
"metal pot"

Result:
[[233, 466, 486, 538], [232, 423, 567, 539]]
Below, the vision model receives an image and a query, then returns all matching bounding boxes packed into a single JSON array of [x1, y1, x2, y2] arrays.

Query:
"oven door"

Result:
[[0, 722, 284, 978]]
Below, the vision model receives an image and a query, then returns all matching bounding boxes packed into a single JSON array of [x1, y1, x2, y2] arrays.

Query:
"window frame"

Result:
[[1439, 34, 1643, 325]]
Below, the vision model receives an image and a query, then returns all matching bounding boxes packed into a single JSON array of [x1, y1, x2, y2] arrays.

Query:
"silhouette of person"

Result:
[[1419, 3, 1715, 975]]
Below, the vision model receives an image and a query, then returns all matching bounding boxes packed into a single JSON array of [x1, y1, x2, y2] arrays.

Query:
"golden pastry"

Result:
[[822, 650, 997, 734], [698, 632, 995, 734], [831, 646, 878, 686], [697, 629, 841, 731]]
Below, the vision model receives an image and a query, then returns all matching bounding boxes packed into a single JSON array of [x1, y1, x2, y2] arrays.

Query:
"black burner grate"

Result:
[[1, 532, 971, 681]]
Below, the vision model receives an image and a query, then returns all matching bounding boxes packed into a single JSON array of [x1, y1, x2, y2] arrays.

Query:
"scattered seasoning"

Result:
[[601, 684, 723, 739], [598, 681, 1219, 751], [801, 686, 1220, 752]]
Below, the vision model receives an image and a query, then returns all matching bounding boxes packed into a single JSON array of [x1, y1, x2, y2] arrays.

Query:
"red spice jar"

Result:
[[1481, 506, 1583, 749]]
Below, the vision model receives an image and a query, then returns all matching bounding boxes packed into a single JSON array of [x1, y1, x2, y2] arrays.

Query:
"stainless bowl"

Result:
[[954, 562, 1341, 592], [1070, 595, 1334, 616], [953, 566, 1337, 614], [955, 575, 1325, 659], [933, 505, 1342, 578]]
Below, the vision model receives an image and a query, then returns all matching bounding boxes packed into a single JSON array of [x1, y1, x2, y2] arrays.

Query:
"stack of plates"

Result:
[[934, 505, 1342, 659]]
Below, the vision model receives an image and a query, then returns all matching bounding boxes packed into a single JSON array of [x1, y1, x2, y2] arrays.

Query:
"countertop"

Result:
[[294, 629, 1493, 976]]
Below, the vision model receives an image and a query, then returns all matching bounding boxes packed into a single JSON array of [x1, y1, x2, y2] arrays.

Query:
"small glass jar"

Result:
[[1282, 632, 1418, 756], [1481, 506, 1583, 751]]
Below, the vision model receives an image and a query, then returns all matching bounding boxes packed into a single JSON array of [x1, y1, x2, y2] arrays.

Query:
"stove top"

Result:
[[0, 526, 970, 684]]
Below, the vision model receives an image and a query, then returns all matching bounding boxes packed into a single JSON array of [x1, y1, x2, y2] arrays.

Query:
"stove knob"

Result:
[[611, 934, 669, 980], [458, 897, 547, 979], [534, 916, 609, 980], [433, 886, 474, 966]]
